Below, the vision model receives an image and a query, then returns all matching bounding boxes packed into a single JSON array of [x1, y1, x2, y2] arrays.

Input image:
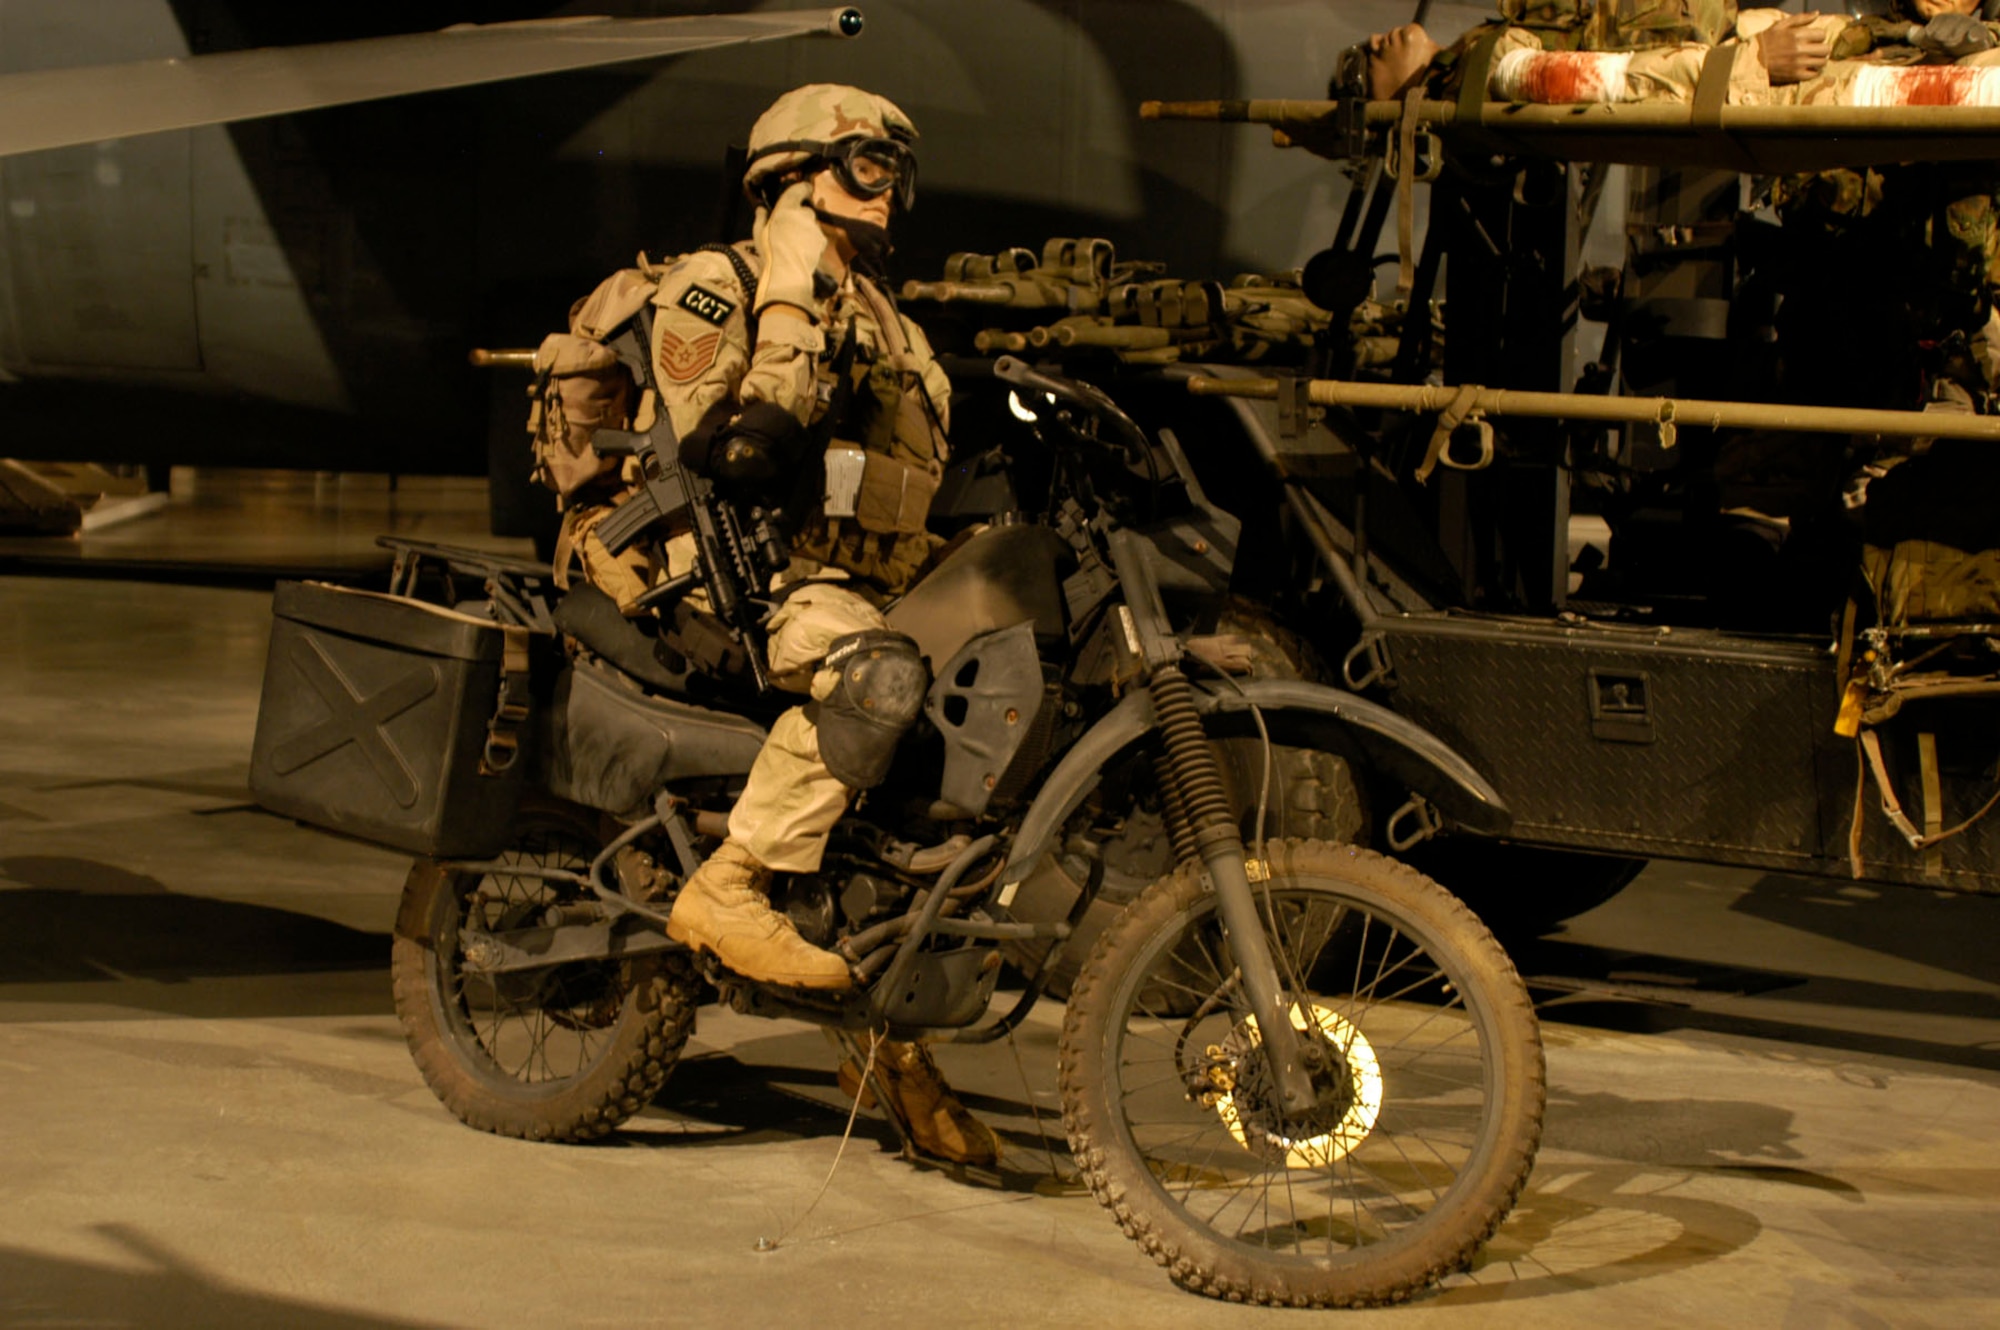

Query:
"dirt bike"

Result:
[[252, 356, 1544, 1306]]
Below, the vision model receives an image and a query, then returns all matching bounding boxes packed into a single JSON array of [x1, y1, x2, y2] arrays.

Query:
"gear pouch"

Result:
[[530, 332, 630, 503], [853, 452, 939, 536]]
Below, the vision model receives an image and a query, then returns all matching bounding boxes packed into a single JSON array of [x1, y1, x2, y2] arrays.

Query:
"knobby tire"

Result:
[[1058, 838, 1544, 1306], [391, 799, 698, 1142]]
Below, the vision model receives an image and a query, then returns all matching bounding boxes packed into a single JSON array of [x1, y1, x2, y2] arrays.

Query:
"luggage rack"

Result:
[[376, 536, 559, 635]]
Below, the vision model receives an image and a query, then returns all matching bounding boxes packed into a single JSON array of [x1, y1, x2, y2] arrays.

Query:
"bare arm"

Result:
[[1756, 12, 1832, 86]]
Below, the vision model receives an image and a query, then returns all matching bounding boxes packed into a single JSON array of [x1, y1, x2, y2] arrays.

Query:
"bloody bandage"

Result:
[[1491, 48, 1633, 104]]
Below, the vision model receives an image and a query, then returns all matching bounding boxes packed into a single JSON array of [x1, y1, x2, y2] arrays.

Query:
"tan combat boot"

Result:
[[666, 841, 852, 990], [839, 1039, 1002, 1166]]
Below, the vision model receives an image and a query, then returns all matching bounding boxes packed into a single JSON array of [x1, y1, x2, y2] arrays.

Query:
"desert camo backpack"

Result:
[[526, 267, 658, 507]]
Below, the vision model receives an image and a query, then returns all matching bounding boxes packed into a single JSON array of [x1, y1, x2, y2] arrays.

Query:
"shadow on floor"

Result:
[[1727, 871, 2000, 989], [626, 1051, 1075, 1192], [1507, 932, 2000, 1072], [0, 856, 388, 1018], [0, 1225, 444, 1329], [1533, 992, 2000, 1073], [1435, 1161, 1766, 1305]]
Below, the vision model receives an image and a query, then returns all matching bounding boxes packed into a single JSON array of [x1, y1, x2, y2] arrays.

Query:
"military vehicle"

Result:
[[897, 5, 2000, 939], [246, 6, 2000, 1302]]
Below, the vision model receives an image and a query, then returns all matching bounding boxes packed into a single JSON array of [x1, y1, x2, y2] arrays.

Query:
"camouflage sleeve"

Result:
[[737, 317, 820, 427], [1426, 23, 1504, 97], [645, 249, 755, 441], [733, 236, 820, 427]]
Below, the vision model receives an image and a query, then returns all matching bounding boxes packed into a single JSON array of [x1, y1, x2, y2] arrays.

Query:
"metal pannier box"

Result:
[[250, 581, 530, 857]]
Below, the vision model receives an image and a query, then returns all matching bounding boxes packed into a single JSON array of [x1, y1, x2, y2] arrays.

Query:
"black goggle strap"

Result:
[[751, 137, 917, 212]]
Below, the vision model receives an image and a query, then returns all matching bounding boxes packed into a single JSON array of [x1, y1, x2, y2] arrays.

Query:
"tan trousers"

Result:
[[564, 501, 891, 872], [725, 582, 887, 872]]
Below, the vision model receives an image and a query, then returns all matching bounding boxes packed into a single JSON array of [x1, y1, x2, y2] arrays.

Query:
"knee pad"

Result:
[[813, 629, 928, 789]]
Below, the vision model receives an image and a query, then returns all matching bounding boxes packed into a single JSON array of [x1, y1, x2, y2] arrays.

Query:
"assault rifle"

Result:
[[587, 307, 788, 692], [903, 236, 1329, 365]]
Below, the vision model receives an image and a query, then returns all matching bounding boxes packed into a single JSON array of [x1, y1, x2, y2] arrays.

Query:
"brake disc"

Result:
[[1201, 1004, 1384, 1168]]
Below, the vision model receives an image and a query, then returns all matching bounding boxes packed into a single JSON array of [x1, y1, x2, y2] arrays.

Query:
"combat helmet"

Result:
[[743, 83, 919, 212]]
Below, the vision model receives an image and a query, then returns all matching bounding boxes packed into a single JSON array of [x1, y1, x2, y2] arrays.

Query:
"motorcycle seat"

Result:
[[551, 584, 687, 693]]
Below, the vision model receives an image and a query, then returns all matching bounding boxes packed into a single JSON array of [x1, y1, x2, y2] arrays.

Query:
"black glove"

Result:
[[689, 400, 805, 499], [1914, 13, 1997, 59]]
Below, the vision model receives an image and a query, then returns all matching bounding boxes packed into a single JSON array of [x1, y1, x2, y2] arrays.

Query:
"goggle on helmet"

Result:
[[750, 134, 918, 213]]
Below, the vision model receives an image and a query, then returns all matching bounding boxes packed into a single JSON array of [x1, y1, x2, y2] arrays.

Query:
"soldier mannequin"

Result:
[[552, 84, 997, 1165]]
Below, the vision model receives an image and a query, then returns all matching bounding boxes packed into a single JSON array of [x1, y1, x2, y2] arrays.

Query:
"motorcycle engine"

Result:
[[767, 876, 840, 949]]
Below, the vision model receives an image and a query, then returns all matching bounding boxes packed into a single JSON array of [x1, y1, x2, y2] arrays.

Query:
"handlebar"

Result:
[[992, 355, 1153, 458]]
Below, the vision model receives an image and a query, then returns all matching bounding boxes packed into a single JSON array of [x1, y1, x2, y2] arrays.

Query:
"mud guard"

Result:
[[998, 678, 1509, 892]]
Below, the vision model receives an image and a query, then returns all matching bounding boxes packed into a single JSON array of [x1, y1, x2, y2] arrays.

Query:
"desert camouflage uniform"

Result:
[[1495, 0, 1735, 50], [560, 236, 952, 872], [1433, 0, 1738, 95]]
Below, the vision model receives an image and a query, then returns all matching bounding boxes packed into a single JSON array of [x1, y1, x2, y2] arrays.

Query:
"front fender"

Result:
[[998, 679, 1508, 892]]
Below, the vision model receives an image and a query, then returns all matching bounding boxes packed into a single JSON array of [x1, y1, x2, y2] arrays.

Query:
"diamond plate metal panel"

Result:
[[1378, 618, 2000, 894], [1383, 623, 1825, 861]]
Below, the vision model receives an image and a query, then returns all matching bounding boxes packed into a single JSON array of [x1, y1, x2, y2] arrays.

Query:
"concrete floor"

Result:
[[0, 469, 535, 580], [4, 531, 2000, 1326]]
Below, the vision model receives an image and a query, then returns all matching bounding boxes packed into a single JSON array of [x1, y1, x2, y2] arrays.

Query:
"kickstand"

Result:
[[823, 1028, 919, 1162]]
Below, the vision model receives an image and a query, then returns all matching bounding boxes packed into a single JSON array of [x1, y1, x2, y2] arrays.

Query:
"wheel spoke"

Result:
[[435, 830, 641, 1089], [1077, 854, 1540, 1296]]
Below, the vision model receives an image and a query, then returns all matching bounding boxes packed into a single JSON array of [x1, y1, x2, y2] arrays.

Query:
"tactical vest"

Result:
[[536, 249, 946, 595], [792, 276, 948, 597]]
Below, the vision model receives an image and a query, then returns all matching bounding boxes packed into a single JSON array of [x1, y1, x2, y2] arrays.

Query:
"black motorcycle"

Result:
[[250, 357, 1542, 1307]]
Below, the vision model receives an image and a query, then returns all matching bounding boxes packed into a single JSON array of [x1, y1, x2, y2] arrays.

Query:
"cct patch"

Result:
[[677, 284, 737, 327]]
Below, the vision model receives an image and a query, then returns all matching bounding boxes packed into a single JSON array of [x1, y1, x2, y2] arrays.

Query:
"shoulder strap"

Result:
[[571, 267, 663, 342], [697, 241, 760, 302], [697, 241, 762, 346]]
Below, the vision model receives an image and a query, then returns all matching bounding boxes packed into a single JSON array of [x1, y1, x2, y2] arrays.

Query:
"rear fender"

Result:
[[997, 679, 1508, 896]]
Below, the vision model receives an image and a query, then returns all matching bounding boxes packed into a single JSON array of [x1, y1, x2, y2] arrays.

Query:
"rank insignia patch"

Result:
[[677, 285, 737, 327], [658, 330, 721, 383]]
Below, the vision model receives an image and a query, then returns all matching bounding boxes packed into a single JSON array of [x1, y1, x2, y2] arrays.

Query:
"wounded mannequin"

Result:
[[1371, 3, 2000, 108]]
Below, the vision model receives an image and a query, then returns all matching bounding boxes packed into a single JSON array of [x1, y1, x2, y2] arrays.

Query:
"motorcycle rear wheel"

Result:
[[1059, 839, 1543, 1306], [391, 799, 698, 1142]]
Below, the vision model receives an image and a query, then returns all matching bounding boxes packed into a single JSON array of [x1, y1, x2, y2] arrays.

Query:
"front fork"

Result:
[[1107, 526, 1314, 1111], [1147, 661, 1320, 1114]]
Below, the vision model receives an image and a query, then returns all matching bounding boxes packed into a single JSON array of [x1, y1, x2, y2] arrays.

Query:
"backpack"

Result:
[[527, 246, 764, 506], [526, 266, 659, 506]]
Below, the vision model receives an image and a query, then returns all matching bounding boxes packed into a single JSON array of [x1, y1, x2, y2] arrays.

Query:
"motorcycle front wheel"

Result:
[[1059, 838, 1543, 1306], [391, 799, 699, 1142]]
